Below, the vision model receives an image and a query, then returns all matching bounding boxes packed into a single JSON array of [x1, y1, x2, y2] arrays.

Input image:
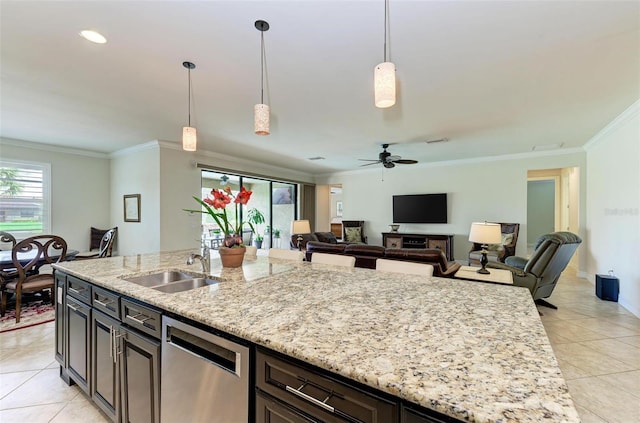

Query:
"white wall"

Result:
[[316, 151, 587, 267], [585, 102, 639, 316], [111, 144, 161, 255], [0, 138, 110, 251]]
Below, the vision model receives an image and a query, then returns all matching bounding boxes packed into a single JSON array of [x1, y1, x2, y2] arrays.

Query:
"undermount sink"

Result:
[[123, 271, 217, 293]]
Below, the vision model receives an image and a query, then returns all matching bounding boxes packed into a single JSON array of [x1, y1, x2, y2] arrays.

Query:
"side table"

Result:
[[454, 265, 513, 285]]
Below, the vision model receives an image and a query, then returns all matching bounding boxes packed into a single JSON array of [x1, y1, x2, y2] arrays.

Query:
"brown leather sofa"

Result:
[[305, 241, 460, 277], [290, 231, 363, 250]]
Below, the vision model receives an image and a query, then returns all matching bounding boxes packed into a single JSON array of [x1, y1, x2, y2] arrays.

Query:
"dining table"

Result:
[[0, 248, 79, 273]]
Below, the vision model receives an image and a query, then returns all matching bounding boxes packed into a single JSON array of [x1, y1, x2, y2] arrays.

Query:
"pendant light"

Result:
[[182, 61, 197, 151], [254, 20, 270, 136], [375, 0, 396, 108]]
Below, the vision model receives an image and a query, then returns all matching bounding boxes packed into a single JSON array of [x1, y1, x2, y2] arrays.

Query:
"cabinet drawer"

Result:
[[385, 237, 402, 249], [120, 298, 161, 339], [67, 275, 92, 305], [257, 349, 398, 423], [92, 286, 120, 319]]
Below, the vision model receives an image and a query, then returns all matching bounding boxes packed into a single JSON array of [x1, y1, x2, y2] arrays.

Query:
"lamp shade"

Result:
[[469, 222, 501, 244], [182, 126, 197, 152], [254, 103, 270, 135], [291, 219, 311, 234], [374, 61, 396, 108]]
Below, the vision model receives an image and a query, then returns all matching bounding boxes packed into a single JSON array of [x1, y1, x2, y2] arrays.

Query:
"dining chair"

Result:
[[1, 235, 67, 323], [311, 252, 356, 267], [0, 231, 17, 250], [268, 248, 304, 261], [75, 227, 117, 260], [375, 259, 434, 277]]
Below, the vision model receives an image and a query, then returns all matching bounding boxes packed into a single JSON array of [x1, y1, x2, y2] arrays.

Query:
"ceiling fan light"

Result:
[[254, 104, 270, 135], [182, 126, 197, 151], [375, 62, 396, 108]]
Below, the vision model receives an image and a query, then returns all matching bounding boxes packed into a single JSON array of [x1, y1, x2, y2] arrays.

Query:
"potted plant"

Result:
[[253, 234, 264, 249], [273, 229, 281, 248], [247, 208, 265, 242]]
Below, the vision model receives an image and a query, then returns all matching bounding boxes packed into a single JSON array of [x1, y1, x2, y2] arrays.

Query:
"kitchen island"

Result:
[[53, 250, 579, 423]]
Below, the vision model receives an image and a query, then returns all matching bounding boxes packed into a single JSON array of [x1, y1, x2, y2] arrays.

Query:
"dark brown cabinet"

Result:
[[256, 348, 398, 423], [54, 272, 66, 368], [382, 233, 454, 261], [57, 271, 160, 423], [66, 295, 91, 394]]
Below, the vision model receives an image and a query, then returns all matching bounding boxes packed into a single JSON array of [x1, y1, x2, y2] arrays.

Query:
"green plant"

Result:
[[255, 234, 264, 242], [273, 229, 281, 238], [247, 208, 265, 235]]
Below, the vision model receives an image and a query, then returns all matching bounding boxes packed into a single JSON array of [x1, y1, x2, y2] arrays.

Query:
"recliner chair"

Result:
[[489, 231, 581, 309]]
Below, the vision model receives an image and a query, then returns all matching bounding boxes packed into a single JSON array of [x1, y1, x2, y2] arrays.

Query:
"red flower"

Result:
[[235, 187, 252, 205]]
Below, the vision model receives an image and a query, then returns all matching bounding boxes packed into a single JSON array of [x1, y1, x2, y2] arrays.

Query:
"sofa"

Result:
[[304, 241, 461, 277], [289, 231, 364, 250]]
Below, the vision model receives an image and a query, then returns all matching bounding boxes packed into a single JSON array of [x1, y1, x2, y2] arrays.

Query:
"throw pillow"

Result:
[[344, 227, 362, 243], [315, 232, 337, 244], [501, 233, 514, 246]]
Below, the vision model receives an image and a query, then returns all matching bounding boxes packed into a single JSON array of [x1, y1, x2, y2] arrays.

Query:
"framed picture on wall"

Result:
[[336, 201, 343, 217], [124, 194, 141, 222]]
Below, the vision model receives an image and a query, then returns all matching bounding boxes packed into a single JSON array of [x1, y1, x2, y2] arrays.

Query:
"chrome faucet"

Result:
[[187, 241, 210, 272]]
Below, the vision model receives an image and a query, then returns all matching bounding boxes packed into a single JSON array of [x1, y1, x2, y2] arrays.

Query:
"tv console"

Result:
[[382, 232, 454, 261]]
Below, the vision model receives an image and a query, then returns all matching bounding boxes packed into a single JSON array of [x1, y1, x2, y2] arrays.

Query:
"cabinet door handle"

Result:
[[67, 303, 79, 312], [109, 326, 114, 360], [126, 313, 151, 325], [68, 287, 86, 295], [94, 298, 114, 308], [285, 384, 335, 413]]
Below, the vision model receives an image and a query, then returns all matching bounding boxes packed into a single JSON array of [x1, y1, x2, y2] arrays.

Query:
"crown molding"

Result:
[[0, 137, 110, 159], [583, 99, 640, 150], [109, 140, 162, 157]]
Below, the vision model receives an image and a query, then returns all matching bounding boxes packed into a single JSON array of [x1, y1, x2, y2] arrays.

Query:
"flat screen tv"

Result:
[[393, 193, 448, 223]]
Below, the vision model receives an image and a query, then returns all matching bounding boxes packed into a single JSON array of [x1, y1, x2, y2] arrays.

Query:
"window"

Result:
[[0, 160, 51, 238]]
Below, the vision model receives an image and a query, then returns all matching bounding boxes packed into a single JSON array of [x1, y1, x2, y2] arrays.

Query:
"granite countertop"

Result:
[[53, 250, 580, 423]]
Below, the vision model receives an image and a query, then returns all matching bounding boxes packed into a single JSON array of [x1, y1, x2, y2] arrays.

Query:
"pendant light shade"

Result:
[[255, 20, 270, 136], [375, 61, 396, 108], [182, 61, 197, 151], [254, 104, 270, 135], [182, 126, 197, 151], [375, 0, 396, 108]]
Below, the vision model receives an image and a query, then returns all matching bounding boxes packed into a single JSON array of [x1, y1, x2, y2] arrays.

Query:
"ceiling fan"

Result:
[[359, 144, 418, 168]]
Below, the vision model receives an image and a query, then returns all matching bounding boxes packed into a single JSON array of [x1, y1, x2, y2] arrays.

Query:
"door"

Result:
[[120, 326, 161, 423], [91, 310, 120, 421], [527, 180, 555, 246], [66, 295, 91, 394]]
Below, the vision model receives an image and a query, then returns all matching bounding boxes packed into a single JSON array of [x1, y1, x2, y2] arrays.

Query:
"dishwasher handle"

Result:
[[165, 323, 244, 377]]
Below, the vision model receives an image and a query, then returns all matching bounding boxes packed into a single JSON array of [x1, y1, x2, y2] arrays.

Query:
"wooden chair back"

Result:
[[0, 231, 17, 250]]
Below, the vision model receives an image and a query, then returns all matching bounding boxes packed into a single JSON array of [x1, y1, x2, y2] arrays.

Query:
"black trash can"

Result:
[[596, 273, 619, 302]]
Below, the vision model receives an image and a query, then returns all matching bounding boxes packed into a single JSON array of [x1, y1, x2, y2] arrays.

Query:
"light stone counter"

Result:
[[53, 250, 580, 423]]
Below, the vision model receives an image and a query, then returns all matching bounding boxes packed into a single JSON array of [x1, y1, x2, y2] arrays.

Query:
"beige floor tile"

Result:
[[0, 370, 38, 399], [596, 371, 640, 400], [0, 402, 67, 423], [0, 368, 79, 409], [50, 393, 110, 423], [603, 315, 640, 331], [575, 405, 609, 423], [579, 339, 640, 369], [617, 336, 640, 348], [556, 358, 594, 380], [0, 325, 53, 350], [0, 343, 56, 373], [551, 342, 636, 376], [567, 377, 640, 423], [571, 318, 640, 338], [544, 329, 575, 345], [542, 320, 609, 342]]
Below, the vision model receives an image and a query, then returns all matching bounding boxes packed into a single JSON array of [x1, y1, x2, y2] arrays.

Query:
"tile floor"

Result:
[[0, 268, 638, 422]]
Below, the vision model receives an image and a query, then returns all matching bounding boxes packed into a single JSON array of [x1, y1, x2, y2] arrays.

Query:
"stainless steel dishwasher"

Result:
[[161, 316, 249, 422]]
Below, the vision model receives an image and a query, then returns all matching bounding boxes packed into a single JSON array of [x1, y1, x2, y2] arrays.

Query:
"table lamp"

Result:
[[291, 220, 311, 251], [468, 222, 502, 274]]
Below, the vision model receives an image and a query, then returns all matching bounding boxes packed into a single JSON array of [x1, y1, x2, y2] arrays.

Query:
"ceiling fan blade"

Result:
[[358, 159, 380, 162], [387, 155, 401, 161], [393, 159, 418, 164], [360, 162, 382, 167]]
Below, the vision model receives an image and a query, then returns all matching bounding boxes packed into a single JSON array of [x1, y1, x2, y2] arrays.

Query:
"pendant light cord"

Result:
[[187, 67, 192, 126], [383, 0, 388, 62], [260, 31, 265, 104]]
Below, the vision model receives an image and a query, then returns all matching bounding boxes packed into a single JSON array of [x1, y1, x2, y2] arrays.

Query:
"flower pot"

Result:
[[253, 240, 263, 249], [219, 246, 246, 268]]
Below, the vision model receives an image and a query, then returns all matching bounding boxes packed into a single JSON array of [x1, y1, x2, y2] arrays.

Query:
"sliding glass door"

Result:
[[200, 170, 297, 250]]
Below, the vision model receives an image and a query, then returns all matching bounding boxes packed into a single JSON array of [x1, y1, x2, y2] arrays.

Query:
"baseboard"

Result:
[[577, 271, 593, 281]]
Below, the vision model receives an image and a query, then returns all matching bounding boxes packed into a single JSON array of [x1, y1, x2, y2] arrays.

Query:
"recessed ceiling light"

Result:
[[80, 30, 107, 44]]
